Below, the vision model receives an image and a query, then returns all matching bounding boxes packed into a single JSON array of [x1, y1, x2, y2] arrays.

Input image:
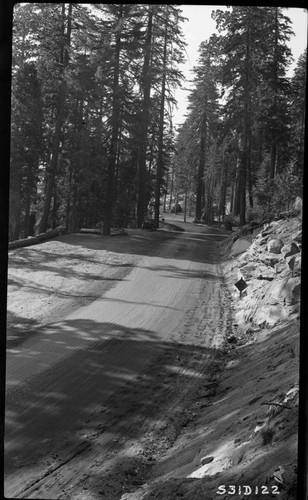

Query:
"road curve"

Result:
[[5, 220, 230, 498]]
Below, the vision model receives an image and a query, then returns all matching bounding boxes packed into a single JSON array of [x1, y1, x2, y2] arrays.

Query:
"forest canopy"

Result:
[[9, 4, 306, 241]]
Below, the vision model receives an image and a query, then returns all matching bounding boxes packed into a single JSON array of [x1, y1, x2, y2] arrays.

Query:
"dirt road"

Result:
[[5, 220, 231, 499]]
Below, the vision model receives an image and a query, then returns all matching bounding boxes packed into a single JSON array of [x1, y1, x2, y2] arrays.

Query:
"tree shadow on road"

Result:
[[52, 227, 229, 265], [5, 319, 299, 499], [4, 318, 221, 488]]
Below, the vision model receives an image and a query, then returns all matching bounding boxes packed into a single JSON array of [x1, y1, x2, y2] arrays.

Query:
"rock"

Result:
[[267, 238, 284, 254], [255, 264, 276, 280], [200, 456, 214, 465], [272, 465, 285, 486], [290, 283, 301, 304], [230, 238, 252, 257], [281, 242, 300, 259], [275, 262, 286, 274], [263, 255, 280, 268], [262, 224, 273, 235], [291, 230, 302, 244], [268, 277, 301, 305], [293, 196, 303, 216], [245, 327, 254, 334], [227, 335, 238, 344], [256, 275, 274, 281], [238, 263, 259, 281], [286, 254, 301, 275], [254, 305, 289, 327], [238, 249, 260, 266], [259, 237, 269, 246], [291, 227, 302, 243]]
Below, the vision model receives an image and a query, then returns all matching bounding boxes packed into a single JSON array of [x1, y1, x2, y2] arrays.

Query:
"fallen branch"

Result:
[[8, 227, 66, 250], [261, 401, 292, 410]]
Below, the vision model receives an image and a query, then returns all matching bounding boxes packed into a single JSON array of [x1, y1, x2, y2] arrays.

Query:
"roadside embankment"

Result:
[[223, 216, 301, 335], [134, 216, 301, 500]]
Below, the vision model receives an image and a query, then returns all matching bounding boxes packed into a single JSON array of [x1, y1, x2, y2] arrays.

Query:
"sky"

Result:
[[172, 5, 308, 127]]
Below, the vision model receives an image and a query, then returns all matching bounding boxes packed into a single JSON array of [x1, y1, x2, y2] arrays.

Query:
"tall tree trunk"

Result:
[[163, 192, 167, 212], [168, 165, 174, 211], [24, 188, 31, 238], [269, 7, 279, 180], [219, 151, 227, 221], [154, 17, 168, 228], [195, 111, 207, 221], [239, 9, 252, 226], [232, 153, 240, 217], [52, 190, 58, 229], [183, 183, 188, 222], [71, 178, 78, 231], [9, 180, 21, 241], [239, 144, 247, 225], [103, 5, 123, 235], [38, 3, 72, 234], [203, 173, 213, 225], [137, 7, 153, 227], [247, 115, 253, 209], [66, 163, 72, 231], [113, 104, 124, 221]]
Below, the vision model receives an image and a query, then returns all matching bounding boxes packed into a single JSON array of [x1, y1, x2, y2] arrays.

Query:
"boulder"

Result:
[[230, 238, 252, 258], [256, 271, 275, 281], [253, 264, 276, 280], [263, 255, 280, 268], [262, 223, 273, 234], [227, 335, 238, 344], [281, 242, 300, 259], [259, 237, 269, 246], [238, 253, 250, 267], [291, 283, 301, 304], [253, 304, 289, 327], [238, 263, 259, 281], [200, 456, 214, 465], [286, 254, 301, 275], [275, 262, 287, 274], [268, 277, 301, 306], [293, 196, 303, 216], [266, 238, 284, 254], [291, 230, 302, 244]]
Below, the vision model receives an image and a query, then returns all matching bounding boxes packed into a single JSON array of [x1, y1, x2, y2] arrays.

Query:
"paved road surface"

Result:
[[5, 220, 230, 498]]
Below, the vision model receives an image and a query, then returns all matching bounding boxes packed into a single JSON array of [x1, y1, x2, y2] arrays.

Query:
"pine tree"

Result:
[[289, 48, 306, 179], [136, 5, 154, 228], [151, 5, 186, 226], [186, 37, 220, 222], [9, 4, 44, 240], [256, 7, 293, 180], [38, 3, 73, 233]]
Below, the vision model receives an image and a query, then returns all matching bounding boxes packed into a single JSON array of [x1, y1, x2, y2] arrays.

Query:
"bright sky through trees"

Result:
[[173, 5, 308, 127]]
